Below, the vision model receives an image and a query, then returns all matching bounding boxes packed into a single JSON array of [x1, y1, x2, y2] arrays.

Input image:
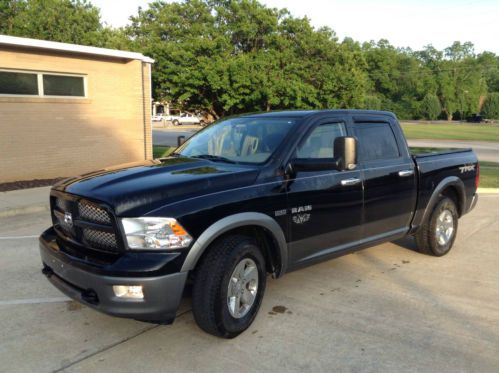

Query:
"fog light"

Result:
[[113, 285, 144, 299]]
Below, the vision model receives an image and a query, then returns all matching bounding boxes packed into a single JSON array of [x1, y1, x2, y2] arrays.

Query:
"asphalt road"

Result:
[[1, 196, 498, 372], [154, 129, 499, 163], [153, 129, 197, 147], [408, 139, 499, 163]]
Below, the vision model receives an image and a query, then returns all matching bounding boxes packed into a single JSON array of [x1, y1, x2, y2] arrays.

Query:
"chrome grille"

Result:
[[83, 229, 118, 251], [78, 202, 111, 224], [52, 194, 121, 256]]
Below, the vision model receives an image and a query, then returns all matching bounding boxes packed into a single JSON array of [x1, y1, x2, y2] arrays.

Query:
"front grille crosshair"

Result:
[[54, 210, 75, 236], [55, 197, 69, 212]]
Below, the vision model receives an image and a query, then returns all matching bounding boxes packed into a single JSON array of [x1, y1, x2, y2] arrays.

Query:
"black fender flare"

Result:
[[420, 176, 466, 225], [180, 212, 288, 277]]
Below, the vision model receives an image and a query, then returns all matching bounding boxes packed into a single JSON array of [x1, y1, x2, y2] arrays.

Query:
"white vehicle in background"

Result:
[[171, 112, 206, 126], [152, 114, 166, 122]]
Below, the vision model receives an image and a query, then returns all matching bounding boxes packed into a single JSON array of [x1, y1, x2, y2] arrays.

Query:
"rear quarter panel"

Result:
[[412, 150, 478, 230]]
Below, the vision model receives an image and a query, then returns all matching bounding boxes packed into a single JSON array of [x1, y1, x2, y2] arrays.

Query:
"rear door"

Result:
[[350, 117, 417, 240], [286, 117, 364, 269]]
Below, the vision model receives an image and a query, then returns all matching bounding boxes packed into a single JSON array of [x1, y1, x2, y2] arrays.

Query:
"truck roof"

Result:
[[241, 109, 397, 119]]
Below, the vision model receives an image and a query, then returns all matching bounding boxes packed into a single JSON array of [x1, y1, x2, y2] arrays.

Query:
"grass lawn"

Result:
[[480, 161, 499, 188], [401, 122, 499, 142], [153, 145, 175, 158]]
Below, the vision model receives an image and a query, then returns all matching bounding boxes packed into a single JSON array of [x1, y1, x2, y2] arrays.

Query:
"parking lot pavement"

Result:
[[1, 197, 498, 373]]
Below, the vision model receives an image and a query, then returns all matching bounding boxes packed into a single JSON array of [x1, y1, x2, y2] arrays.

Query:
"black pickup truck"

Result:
[[40, 110, 479, 338]]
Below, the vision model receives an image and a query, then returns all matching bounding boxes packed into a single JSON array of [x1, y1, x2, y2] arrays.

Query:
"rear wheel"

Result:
[[192, 235, 266, 338], [172, 119, 180, 126], [415, 196, 458, 256]]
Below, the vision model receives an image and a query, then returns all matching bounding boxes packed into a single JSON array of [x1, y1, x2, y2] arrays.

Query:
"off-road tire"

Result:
[[415, 196, 458, 256], [191, 235, 266, 338]]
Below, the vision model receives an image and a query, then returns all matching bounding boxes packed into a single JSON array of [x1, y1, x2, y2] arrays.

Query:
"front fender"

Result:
[[180, 212, 288, 276]]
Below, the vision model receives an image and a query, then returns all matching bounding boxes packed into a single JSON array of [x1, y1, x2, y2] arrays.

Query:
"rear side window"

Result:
[[354, 122, 400, 161]]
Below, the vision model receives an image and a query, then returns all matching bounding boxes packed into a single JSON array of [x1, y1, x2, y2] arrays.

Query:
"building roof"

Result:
[[0, 35, 154, 63]]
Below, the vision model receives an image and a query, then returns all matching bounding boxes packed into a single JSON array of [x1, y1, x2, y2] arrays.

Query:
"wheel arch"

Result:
[[181, 212, 288, 277], [421, 177, 466, 225]]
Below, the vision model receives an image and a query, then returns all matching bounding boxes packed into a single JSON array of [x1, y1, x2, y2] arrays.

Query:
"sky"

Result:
[[91, 0, 499, 53]]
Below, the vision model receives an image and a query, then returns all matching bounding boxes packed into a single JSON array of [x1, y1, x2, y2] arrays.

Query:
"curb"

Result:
[[477, 188, 499, 194], [0, 204, 49, 218]]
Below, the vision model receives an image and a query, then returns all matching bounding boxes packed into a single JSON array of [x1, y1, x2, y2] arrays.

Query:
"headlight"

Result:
[[121, 217, 193, 250]]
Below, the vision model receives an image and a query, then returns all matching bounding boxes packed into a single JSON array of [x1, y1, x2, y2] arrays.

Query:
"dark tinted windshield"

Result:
[[176, 117, 297, 164]]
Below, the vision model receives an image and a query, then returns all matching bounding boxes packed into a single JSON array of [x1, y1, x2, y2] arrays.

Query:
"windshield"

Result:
[[175, 117, 297, 164]]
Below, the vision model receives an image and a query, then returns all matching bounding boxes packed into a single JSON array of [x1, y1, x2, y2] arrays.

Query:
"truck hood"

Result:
[[53, 157, 259, 216]]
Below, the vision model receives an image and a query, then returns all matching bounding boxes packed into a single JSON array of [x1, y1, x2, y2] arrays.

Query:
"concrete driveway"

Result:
[[1, 196, 498, 372]]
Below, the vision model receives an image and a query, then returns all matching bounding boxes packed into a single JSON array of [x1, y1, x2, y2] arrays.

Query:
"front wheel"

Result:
[[192, 235, 266, 338], [172, 119, 180, 126], [415, 196, 458, 256]]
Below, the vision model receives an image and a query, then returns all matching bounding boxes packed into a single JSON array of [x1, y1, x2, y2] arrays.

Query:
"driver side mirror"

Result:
[[334, 136, 358, 171], [291, 136, 357, 172]]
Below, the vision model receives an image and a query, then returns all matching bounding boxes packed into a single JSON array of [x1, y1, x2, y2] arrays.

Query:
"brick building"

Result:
[[0, 35, 154, 183]]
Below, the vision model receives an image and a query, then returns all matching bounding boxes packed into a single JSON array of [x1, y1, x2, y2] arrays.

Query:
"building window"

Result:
[[0, 71, 39, 95], [0, 70, 86, 98], [43, 74, 85, 97]]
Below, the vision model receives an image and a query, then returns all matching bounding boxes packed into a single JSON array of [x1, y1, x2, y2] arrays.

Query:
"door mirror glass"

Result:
[[292, 136, 357, 172], [334, 136, 358, 170]]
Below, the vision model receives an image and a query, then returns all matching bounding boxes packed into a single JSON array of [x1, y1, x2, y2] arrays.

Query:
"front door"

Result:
[[286, 119, 364, 269]]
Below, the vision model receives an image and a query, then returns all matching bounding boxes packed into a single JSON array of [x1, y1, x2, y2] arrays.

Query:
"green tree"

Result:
[[420, 93, 441, 120], [481, 93, 499, 119], [128, 0, 368, 117], [0, 0, 127, 47], [363, 95, 381, 110]]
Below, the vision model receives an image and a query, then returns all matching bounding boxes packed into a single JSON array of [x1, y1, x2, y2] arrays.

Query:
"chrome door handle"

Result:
[[398, 170, 414, 177], [341, 178, 361, 186]]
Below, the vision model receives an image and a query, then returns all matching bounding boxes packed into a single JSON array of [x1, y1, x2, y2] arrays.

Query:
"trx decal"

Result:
[[459, 164, 475, 173]]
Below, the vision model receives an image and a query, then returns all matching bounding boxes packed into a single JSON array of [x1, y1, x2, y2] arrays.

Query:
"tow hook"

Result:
[[42, 266, 54, 278]]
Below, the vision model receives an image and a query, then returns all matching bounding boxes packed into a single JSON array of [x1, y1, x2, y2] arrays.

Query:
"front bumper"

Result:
[[39, 229, 188, 322]]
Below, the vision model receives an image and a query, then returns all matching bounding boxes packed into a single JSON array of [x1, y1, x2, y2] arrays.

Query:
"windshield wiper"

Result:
[[193, 154, 237, 164]]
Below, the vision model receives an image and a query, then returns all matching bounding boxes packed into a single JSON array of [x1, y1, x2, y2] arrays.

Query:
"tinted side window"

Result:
[[354, 123, 399, 161], [296, 122, 346, 159]]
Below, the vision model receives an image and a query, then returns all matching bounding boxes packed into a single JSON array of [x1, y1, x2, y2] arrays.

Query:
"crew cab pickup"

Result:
[[40, 110, 479, 338]]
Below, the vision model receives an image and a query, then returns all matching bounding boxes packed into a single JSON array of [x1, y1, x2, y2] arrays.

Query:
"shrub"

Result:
[[421, 93, 442, 120], [481, 93, 499, 119], [363, 95, 382, 110]]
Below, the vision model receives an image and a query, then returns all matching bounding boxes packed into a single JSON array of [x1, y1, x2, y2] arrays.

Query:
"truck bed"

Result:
[[410, 147, 478, 232], [410, 147, 473, 158]]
